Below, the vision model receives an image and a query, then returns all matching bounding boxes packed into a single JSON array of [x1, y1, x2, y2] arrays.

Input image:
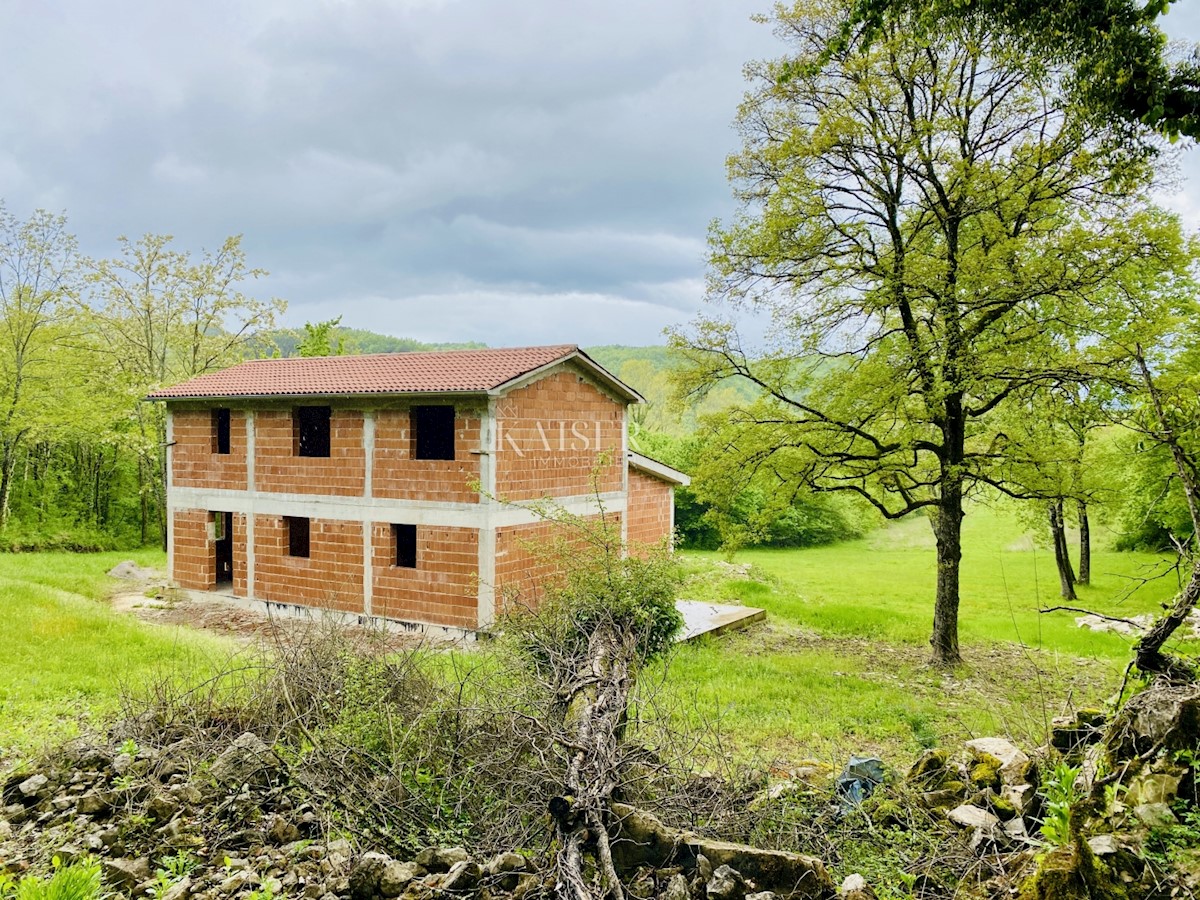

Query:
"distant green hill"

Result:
[[586, 345, 759, 435], [262, 327, 484, 357]]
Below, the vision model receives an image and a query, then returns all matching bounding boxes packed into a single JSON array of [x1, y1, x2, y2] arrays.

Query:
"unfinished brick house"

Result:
[[148, 345, 688, 634]]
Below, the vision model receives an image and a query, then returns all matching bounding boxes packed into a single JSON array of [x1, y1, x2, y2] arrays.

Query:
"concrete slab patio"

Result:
[[675, 600, 766, 641]]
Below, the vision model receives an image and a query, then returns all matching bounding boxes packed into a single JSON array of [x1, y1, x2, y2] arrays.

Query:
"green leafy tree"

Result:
[[674, 0, 1166, 665], [0, 205, 81, 529], [86, 234, 285, 545], [295, 316, 347, 357], [837, 0, 1200, 138], [1079, 217, 1200, 679]]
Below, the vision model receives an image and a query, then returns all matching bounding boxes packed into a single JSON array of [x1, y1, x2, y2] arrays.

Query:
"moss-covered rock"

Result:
[[1019, 841, 1127, 900], [1052, 708, 1108, 759], [907, 749, 949, 787], [869, 798, 906, 827], [969, 754, 1003, 791], [986, 793, 1018, 822]]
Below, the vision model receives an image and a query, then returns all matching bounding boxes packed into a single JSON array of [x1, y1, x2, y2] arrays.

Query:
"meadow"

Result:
[[0, 504, 1183, 772], [660, 504, 1180, 766], [0, 549, 229, 761]]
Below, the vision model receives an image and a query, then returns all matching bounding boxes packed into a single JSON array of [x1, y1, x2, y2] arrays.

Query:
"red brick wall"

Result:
[[370, 523, 479, 627], [171, 409, 248, 490], [172, 508, 215, 590], [626, 469, 673, 551], [255, 409, 366, 497], [252, 514, 364, 614], [373, 408, 481, 504], [494, 369, 625, 501], [493, 514, 619, 617]]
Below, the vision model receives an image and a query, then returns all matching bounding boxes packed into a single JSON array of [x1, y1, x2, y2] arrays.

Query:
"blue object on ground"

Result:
[[835, 755, 885, 812]]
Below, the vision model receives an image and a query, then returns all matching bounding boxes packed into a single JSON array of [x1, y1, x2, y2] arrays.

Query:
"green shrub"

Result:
[[7, 857, 105, 900]]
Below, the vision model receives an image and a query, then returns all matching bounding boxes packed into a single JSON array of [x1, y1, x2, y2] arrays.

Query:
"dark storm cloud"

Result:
[[0, 0, 778, 344]]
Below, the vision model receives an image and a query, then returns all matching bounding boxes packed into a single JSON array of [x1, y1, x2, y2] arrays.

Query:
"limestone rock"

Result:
[[414, 847, 468, 874], [210, 732, 279, 786], [1000, 783, 1034, 816], [663, 872, 691, 900], [484, 853, 527, 891], [1107, 683, 1200, 760], [707, 865, 746, 900], [964, 738, 1031, 785], [441, 861, 482, 892], [163, 876, 193, 900], [1001, 818, 1031, 842], [947, 805, 1000, 831], [1133, 802, 1177, 828], [265, 814, 301, 845], [610, 804, 832, 897], [103, 857, 152, 889], [349, 852, 393, 900], [840, 873, 876, 900], [1087, 835, 1119, 856], [1126, 771, 1183, 806], [18, 774, 48, 800], [379, 862, 422, 898], [907, 749, 949, 786], [77, 789, 114, 816], [484, 852, 526, 876]]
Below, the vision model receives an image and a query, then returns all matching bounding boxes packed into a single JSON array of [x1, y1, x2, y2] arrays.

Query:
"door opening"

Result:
[[214, 511, 233, 587]]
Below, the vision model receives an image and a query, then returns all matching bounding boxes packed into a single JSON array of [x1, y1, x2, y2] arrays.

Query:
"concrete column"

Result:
[[362, 410, 376, 617], [476, 400, 498, 628], [165, 409, 174, 580], [363, 410, 375, 499], [620, 404, 629, 550], [245, 411, 255, 598]]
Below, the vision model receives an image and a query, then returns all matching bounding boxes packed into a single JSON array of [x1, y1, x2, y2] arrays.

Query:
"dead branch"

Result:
[[1039, 606, 1146, 629]]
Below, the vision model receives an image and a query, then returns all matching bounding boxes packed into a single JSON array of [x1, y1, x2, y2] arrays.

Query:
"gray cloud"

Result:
[[0, 0, 774, 345], [1, 1, 1198, 346]]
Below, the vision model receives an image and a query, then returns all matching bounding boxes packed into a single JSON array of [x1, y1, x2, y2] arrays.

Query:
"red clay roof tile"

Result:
[[146, 345, 638, 401]]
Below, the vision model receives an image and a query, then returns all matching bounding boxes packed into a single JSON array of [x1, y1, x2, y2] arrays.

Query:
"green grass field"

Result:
[[0, 505, 1186, 774], [0, 548, 229, 762], [661, 504, 1181, 766]]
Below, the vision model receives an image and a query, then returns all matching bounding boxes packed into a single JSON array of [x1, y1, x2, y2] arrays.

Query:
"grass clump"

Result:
[[1, 856, 106, 900]]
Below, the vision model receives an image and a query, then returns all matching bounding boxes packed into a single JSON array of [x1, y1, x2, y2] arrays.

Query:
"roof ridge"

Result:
[[236, 344, 580, 365], [144, 343, 639, 402]]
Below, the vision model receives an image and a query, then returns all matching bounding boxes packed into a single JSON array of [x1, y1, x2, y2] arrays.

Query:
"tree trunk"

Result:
[[1077, 499, 1090, 585], [137, 456, 148, 546], [0, 437, 17, 531], [1135, 554, 1200, 682], [550, 620, 634, 900], [930, 477, 964, 667], [1050, 500, 1077, 600]]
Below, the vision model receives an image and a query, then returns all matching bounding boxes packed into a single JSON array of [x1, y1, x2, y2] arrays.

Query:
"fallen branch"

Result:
[[1039, 606, 1145, 629]]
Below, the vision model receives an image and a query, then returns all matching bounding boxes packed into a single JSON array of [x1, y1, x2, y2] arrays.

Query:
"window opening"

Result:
[[393, 523, 417, 568], [412, 405, 455, 460], [296, 406, 332, 457], [213, 408, 231, 454], [286, 516, 310, 558]]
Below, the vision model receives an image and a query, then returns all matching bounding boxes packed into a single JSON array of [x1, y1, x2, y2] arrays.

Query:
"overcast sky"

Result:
[[1, 1, 1198, 348]]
